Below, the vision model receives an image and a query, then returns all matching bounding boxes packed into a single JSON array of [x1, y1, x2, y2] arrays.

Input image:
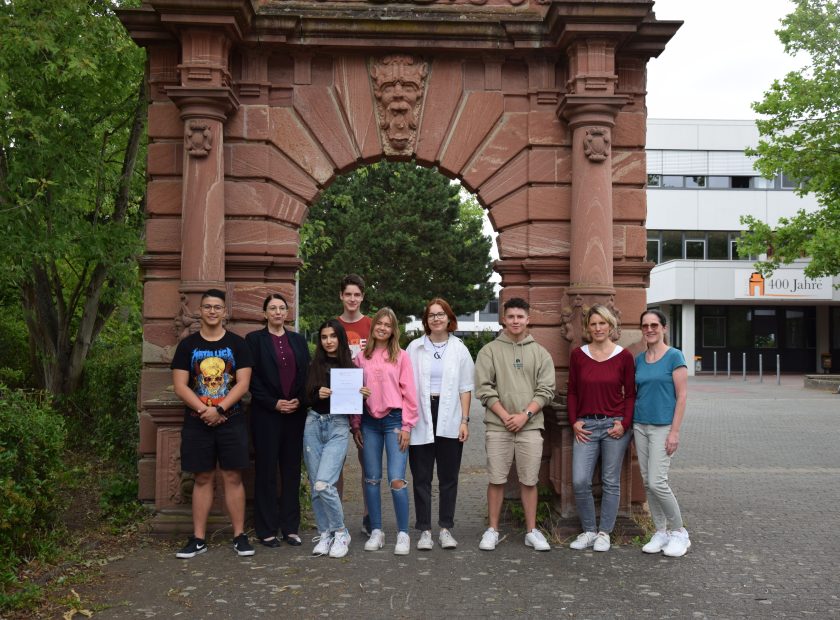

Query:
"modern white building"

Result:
[[645, 119, 840, 375]]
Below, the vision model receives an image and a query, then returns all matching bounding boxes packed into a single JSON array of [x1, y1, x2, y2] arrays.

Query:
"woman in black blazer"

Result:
[[246, 293, 311, 547]]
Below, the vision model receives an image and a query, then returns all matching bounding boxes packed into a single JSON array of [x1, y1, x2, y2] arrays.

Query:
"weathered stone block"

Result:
[[416, 58, 464, 166], [143, 281, 181, 320], [612, 149, 646, 185], [477, 150, 528, 205], [226, 180, 307, 226], [145, 219, 181, 253], [613, 186, 646, 222], [529, 185, 571, 221], [487, 188, 528, 230], [294, 85, 356, 172], [148, 103, 182, 139], [439, 91, 504, 177], [147, 142, 182, 176], [625, 224, 647, 258], [226, 219, 299, 257], [269, 107, 333, 184], [462, 112, 528, 189], [529, 147, 572, 184], [147, 180, 182, 216], [139, 411, 157, 454], [334, 55, 380, 161], [613, 110, 646, 148]]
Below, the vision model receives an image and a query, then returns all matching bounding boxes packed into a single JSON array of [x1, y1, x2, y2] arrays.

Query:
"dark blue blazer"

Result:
[[245, 327, 311, 415]]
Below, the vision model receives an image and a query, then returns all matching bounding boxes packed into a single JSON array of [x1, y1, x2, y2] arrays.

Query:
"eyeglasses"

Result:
[[428, 312, 448, 321], [267, 306, 288, 313], [641, 323, 662, 330], [201, 304, 224, 312]]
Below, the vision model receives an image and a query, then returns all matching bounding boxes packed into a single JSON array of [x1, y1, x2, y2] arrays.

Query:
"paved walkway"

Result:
[[86, 377, 839, 619]]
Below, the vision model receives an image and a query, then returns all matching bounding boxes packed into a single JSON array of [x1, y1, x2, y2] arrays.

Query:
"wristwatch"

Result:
[[461, 416, 470, 424], [525, 410, 534, 420], [215, 404, 228, 420]]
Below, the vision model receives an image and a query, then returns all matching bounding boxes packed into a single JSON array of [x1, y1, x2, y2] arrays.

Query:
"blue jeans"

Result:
[[362, 410, 409, 533], [303, 411, 351, 534], [572, 417, 631, 534]]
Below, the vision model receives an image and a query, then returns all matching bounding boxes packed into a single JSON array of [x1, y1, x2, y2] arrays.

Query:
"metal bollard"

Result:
[[777, 354, 781, 385], [713, 351, 717, 377], [727, 352, 731, 379], [759, 353, 763, 383], [743, 352, 747, 381]]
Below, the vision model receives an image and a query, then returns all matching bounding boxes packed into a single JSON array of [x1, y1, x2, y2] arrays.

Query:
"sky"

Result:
[[646, 0, 807, 119]]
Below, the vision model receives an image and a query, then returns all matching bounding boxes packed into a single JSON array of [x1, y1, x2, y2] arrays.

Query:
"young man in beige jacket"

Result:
[[474, 297, 555, 552]]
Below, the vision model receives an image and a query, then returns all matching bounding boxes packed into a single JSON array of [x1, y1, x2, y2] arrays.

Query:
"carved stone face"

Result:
[[371, 55, 428, 152], [199, 357, 226, 396]]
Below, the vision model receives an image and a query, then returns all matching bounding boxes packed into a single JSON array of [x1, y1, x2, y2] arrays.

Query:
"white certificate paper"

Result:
[[329, 368, 364, 415]]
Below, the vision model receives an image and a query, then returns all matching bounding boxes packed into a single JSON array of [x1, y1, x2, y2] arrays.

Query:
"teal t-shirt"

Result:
[[634, 348, 687, 425]]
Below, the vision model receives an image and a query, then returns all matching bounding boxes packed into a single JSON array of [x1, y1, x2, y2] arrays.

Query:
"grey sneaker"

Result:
[[569, 531, 598, 550], [417, 530, 433, 550], [438, 529, 458, 549]]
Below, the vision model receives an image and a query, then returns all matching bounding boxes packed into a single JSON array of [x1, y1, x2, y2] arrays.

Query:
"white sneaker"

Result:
[[416, 530, 433, 551], [312, 532, 333, 556], [524, 529, 551, 551], [642, 530, 671, 554], [329, 529, 351, 558], [479, 528, 499, 551], [438, 529, 458, 549], [662, 528, 691, 557], [364, 529, 385, 551], [394, 532, 410, 555], [593, 531, 611, 552], [569, 531, 598, 550]]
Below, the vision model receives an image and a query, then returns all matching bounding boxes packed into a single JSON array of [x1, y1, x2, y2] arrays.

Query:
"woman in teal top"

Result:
[[634, 309, 690, 558]]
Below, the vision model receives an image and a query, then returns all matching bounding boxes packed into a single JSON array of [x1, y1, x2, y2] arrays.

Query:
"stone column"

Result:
[[166, 29, 239, 303]]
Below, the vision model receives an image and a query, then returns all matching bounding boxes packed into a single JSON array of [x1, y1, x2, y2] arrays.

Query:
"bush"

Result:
[[461, 329, 498, 359], [0, 386, 68, 596]]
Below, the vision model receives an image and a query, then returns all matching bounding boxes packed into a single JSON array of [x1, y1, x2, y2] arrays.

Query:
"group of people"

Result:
[[170, 274, 690, 561]]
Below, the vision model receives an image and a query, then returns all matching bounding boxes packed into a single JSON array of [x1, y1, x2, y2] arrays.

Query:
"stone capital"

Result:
[[558, 94, 629, 130], [165, 86, 240, 122]]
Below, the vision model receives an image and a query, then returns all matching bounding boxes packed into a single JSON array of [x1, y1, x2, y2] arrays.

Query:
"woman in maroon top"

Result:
[[566, 304, 635, 552], [246, 294, 311, 547]]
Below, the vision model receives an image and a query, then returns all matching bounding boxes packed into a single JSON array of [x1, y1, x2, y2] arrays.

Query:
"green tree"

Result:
[[0, 0, 146, 395], [300, 161, 495, 327], [738, 0, 840, 278]]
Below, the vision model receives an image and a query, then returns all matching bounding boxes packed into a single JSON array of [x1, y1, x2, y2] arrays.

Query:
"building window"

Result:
[[661, 231, 683, 262], [647, 238, 660, 264], [685, 239, 705, 259], [685, 176, 706, 188], [702, 316, 726, 348], [708, 232, 729, 259], [731, 176, 752, 189], [661, 175, 684, 188], [780, 172, 798, 189], [753, 308, 777, 348], [708, 176, 730, 188], [727, 307, 752, 348], [647, 174, 661, 187]]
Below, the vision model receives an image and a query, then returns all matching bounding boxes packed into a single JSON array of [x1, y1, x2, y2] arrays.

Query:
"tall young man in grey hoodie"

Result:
[[474, 297, 555, 551]]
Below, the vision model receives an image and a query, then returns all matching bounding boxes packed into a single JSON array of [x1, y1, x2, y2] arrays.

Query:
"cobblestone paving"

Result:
[[88, 377, 840, 619]]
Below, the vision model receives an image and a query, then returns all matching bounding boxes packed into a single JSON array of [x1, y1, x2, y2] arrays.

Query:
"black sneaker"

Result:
[[176, 536, 207, 559], [362, 515, 371, 537], [233, 533, 255, 557]]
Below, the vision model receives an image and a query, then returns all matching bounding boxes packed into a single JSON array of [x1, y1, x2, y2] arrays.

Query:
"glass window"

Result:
[[780, 172, 798, 189], [661, 231, 683, 262], [753, 176, 774, 189], [731, 176, 752, 189], [662, 175, 684, 188], [785, 309, 807, 349], [685, 176, 706, 188], [708, 176, 730, 188], [832, 307, 840, 349], [753, 308, 777, 348], [708, 232, 729, 259], [647, 174, 661, 187], [703, 316, 726, 347], [685, 239, 705, 259], [647, 239, 660, 264], [727, 307, 752, 348]]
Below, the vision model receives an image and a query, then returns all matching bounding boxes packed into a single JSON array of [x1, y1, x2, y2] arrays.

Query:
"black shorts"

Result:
[[180, 413, 250, 473]]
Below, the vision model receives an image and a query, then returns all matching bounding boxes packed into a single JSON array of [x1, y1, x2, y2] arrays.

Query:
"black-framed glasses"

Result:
[[428, 312, 448, 320], [201, 304, 224, 312]]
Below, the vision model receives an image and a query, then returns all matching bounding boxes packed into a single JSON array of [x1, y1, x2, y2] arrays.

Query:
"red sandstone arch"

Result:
[[121, 0, 679, 532]]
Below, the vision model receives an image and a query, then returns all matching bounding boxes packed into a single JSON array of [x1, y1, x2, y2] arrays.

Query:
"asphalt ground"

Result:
[[77, 376, 839, 619]]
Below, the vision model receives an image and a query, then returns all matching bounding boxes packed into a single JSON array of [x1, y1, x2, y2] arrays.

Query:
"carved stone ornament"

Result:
[[583, 127, 610, 163], [370, 55, 429, 155], [174, 294, 201, 341], [560, 293, 622, 346], [185, 120, 213, 157]]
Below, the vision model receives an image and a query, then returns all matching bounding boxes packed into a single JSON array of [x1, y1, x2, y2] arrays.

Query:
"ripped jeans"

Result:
[[362, 409, 409, 533], [303, 410, 351, 534]]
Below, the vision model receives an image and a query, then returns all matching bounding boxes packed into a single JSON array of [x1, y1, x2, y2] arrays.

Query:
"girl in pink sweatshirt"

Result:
[[352, 307, 418, 555]]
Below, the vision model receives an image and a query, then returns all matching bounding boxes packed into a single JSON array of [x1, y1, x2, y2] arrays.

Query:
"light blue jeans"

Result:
[[633, 423, 684, 531], [362, 409, 409, 533], [572, 417, 631, 534], [303, 411, 351, 534]]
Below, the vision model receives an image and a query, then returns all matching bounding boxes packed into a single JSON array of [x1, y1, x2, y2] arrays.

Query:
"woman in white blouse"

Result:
[[406, 298, 475, 551]]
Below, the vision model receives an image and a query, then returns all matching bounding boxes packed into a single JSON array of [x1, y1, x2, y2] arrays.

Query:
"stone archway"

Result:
[[120, 0, 679, 532]]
